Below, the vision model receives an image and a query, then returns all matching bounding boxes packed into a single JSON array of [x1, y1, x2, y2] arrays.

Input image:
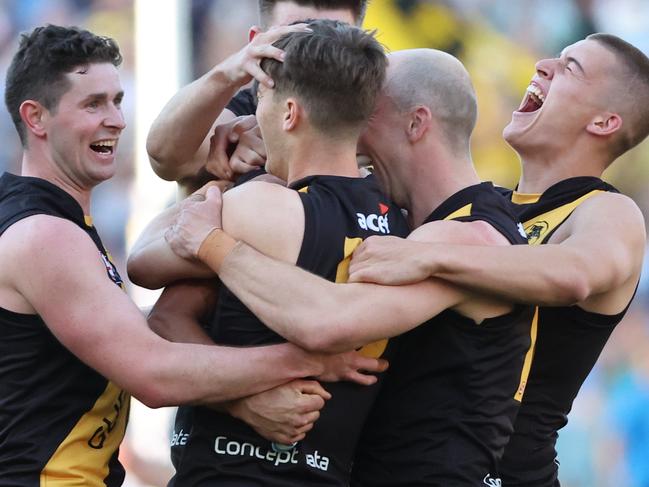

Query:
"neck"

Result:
[[285, 133, 360, 185], [405, 149, 480, 228], [21, 150, 92, 213], [515, 142, 609, 194]]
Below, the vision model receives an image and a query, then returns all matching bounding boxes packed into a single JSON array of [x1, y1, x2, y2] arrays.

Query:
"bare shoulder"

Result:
[[407, 219, 511, 246], [222, 181, 305, 263], [0, 214, 108, 313], [577, 191, 644, 225], [566, 191, 646, 240]]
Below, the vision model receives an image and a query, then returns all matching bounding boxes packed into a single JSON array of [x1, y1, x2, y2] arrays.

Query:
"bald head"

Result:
[[384, 49, 477, 155]]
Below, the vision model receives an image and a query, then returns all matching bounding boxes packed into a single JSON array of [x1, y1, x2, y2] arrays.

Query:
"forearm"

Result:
[[432, 243, 591, 306], [141, 340, 324, 408], [217, 243, 446, 352], [148, 310, 214, 345], [147, 67, 238, 178], [128, 205, 213, 289]]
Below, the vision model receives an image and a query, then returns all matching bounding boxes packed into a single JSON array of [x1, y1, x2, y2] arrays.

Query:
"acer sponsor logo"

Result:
[[357, 203, 391, 234]]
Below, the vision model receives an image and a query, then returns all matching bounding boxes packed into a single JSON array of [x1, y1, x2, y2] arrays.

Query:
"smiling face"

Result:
[[43, 62, 125, 188], [504, 39, 619, 155]]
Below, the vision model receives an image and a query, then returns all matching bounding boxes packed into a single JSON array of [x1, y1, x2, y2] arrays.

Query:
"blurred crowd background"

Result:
[[0, 1, 648, 486]]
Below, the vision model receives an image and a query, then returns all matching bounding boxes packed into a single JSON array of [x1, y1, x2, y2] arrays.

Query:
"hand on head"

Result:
[[220, 23, 311, 88]]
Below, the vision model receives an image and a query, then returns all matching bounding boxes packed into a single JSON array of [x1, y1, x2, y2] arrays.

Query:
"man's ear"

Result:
[[406, 105, 432, 143], [586, 112, 622, 137], [19, 100, 47, 138], [249, 25, 262, 42], [282, 98, 300, 132]]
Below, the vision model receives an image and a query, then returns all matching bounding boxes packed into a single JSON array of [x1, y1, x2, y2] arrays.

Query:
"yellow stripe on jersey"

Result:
[[335, 237, 388, 358], [298, 186, 309, 193], [41, 382, 130, 487], [521, 190, 604, 245], [83, 215, 94, 227], [514, 307, 539, 402], [444, 203, 472, 221], [511, 192, 542, 205]]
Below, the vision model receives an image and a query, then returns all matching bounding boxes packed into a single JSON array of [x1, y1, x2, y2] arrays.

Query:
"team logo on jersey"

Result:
[[524, 220, 549, 244], [517, 222, 528, 240], [88, 390, 128, 449], [357, 203, 390, 234], [483, 474, 502, 487], [100, 252, 123, 287]]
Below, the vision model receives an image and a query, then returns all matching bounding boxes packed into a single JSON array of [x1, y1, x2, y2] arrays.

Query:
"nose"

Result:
[[535, 58, 555, 80], [105, 103, 126, 131]]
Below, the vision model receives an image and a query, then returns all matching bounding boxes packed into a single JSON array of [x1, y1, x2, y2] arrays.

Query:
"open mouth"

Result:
[[517, 84, 546, 113], [90, 140, 116, 155]]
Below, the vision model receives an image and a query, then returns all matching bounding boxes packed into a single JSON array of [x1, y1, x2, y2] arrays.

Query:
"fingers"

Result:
[[250, 44, 285, 64], [295, 380, 331, 401], [351, 354, 390, 374], [230, 146, 266, 174], [244, 61, 275, 88], [232, 115, 258, 133], [345, 371, 378, 386], [212, 180, 234, 193], [347, 265, 372, 283], [205, 185, 223, 202], [194, 180, 227, 197], [245, 23, 311, 87], [206, 130, 235, 180]]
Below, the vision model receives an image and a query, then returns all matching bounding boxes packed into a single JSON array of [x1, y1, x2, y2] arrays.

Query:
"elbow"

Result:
[[146, 136, 177, 181], [293, 314, 354, 353], [127, 253, 163, 290], [134, 387, 168, 410], [129, 362, 186, 409], [545, 271, 592, 306]]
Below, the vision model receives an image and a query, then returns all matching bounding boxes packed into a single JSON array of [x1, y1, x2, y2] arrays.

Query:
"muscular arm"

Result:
[[147, 24, 308, 192], [147, 279, 219, 344], [352, 193, 645, 312], [127, 193, 218, 289], [4, 215, 331, 408], [166, 191, 512, 352], [218, 243, 468, 352]]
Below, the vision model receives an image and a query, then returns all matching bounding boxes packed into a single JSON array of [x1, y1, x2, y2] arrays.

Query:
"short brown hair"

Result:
[[261, 19, 386, 136], [587, 33, 649, 158], [259, 1, 368, 27]]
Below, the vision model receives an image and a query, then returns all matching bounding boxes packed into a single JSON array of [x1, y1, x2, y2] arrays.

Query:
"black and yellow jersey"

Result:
[[0, 173, 129, 487], [500, 176, 631, 487], [351, 182, 536, 487], [169, 174, 410, 487]]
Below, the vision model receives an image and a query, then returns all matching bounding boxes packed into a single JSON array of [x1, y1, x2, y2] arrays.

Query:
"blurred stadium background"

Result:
[[0, 1, 647, 486]]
